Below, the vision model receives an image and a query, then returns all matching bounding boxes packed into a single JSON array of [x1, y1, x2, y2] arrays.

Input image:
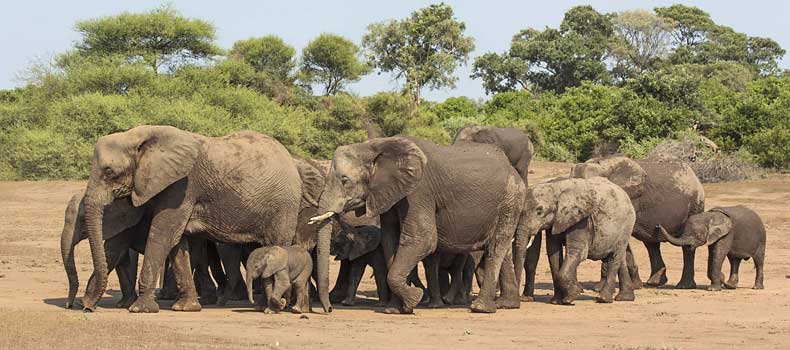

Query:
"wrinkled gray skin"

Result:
[[246, 246, 313, 314], [80, 125, 311, 313], [453, 125, 538, 300], [660, 206, 766, 291], [312, 136, 526, 314], [159, 238, 235, 305], [521, 177, 636, 304], [330, 225, 389, 306], [60, 192, 146, 309], [572, 156, 705, 289]]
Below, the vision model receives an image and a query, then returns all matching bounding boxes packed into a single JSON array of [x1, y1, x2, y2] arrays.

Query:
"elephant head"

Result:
[[309, 137, 426, 312], [80, 125, 203, 310], [331, 225, 382, 261], [521, 179, 598, 238], [452, 125, 487, 144], [659, 211, 732, 248], [245, 247, 288, 305], [571, 156, 646, 200]]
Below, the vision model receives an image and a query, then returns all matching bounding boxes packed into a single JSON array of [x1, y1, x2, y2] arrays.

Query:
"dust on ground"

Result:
[[1, 161, 789, 349]]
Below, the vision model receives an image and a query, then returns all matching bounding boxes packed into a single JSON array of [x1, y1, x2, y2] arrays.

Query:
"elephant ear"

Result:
[[551, 187, 595, 235], [348, 226, 381, 261], [365, 137, 427, 217], [293, 156, 325, 208], [131, 126, 202, 207], [706, 211, 733, 245], [255, 247, 289, 279], [101, 197, 146, 240], [607, 158, 646, 199]]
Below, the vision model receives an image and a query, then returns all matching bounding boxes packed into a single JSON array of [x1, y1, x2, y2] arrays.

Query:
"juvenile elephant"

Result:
[[246, 246, 313, 314], [659, 206, 766, 291], [330, 225, 389, 306], [310, 136, 527, 314], [79, 125, 319, 313], [521, 177, 636, 304], [452, 125, 539, 301], [572, 156, 705, 289]]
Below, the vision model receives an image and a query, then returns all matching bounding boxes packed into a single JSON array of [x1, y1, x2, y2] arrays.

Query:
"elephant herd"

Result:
[[61, 124, 767, 315]]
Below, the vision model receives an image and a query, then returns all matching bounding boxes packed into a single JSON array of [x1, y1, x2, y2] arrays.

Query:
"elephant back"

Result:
[[710, 206, 766, 255]]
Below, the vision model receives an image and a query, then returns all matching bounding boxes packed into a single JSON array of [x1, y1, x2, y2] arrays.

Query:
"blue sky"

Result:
[[1, 1, 788, 101]]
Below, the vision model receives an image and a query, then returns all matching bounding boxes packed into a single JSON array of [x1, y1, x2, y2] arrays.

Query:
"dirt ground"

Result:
[[1, 161, 789, 349]]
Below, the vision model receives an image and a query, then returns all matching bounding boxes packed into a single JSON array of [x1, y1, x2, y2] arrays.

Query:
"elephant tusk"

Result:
[[309, 212, 336, 225], [526, 236, 536, 249]]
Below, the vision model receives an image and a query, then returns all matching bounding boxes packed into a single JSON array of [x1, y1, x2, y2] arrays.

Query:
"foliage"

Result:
[[74, 5, 220, 72], [300, 34, 370, 95], [362, 3, 475, 104], [610, 10, 674, 80], [229, 35, 296, 80]]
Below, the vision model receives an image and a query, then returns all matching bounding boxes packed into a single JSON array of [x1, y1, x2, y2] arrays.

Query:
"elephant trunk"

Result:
[[246, 268, 256, 305], [315, 220, 333, 313], [658, 225, 692, 247], [81, 181, 112, 311], [512, 208, 531, 291], [60, 195, 84, 309]]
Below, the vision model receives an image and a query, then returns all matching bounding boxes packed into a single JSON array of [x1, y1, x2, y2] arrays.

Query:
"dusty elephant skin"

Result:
[[311, 136, 526, 314], [572, 156, 705, 289], [246, 246, 313, 314], [452, 126, 538, 301], [659, 205, 766, 291], [330, 225, 389, 306], [78, 125, 317, 313], [520, 177, 637, 305]]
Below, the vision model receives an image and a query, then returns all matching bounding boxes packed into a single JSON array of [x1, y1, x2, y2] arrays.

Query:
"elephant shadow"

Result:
[[43, 289, 133, 310]]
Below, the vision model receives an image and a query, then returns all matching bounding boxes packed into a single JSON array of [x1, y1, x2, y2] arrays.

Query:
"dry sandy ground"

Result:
[[1, 161, 789, 350]]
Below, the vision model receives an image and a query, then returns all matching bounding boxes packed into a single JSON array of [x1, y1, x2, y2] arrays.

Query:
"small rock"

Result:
[[463, 330, 472, 336], [0, 274, 5, 278], [299, 315, 309, 320]]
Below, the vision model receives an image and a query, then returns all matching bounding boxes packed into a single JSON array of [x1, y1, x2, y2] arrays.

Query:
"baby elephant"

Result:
[[246, 246, 313, 314], [658, 205, 766, 291]]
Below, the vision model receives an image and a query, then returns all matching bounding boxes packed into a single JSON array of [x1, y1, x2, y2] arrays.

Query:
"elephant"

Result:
[[571, 156, 705, 289], [246, 246, 313, 314], [79, 125, 322, 313], [60, 191, 223, 309], [310, 136, 527, 314], [330, 224, 390, 306], [520, 177, 636, 304], [659, 206, 766, 291], [452, 125, 539, 301]]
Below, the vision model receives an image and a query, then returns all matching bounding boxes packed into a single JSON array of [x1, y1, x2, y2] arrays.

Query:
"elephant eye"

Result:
[[535, 206, 544, 216], [104, 167, 115, 178], [340, 175, 350, 185]]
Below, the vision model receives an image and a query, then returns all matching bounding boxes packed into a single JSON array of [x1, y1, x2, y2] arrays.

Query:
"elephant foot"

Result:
[[707, 284, 722, 292], [341, 297, 356, 307], [723, 278, 738, 290], [263, 307, 278, 314], [470, 297, 497, 313], [172, 296, 202, 311], [562, 283, 583, 305], [216, 295, 228, 306], [157, 289, 178, 301], [615, 290, 635, 302], [128, 296, 159, 313], [593, 280, 605, 293], [752, 283, 764, 290], [399, 286, 422, 313], [116, 295, 138, 309], [596, 290, 614, 303], [291, 306, 304, 314], [675, 279, 697, 289], [520, 295, 535, 302], [329, 291, 346, 304], [549, 295, 563, 305], [495, 295, 520, 309], [645, 268, 668, 287], [631, 278, 644, 290], [199, 295, 218, 305], [427, 299, 446, 309]]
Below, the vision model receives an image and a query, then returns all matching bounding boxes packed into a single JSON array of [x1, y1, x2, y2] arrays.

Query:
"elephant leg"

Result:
[[675, 246, 698, 289], [216, 243, 243, 306], [383, 206, 436, 314], [753, 242, 765, 290], [116, 251, 139, 308], [158, 260, 178, 300], [169, 238, 201, 311], [83, 232, 131, 309], [443, 254, 468, 305], [370, 250, 391, 306], [423, 254, 445, 308], [723, 257, 741, 289], [494, 252, 520, 309], [545, 233, 565, 304], [206, 241, 228, 299], [644, 241, 668, 287], [291, 269, 312, 314], [257, 277, 273, 311], [558, 229, 588, 305], [189, 237, 217, 305], [330, 259, 350, 303], [343, 258, 366, 306], [596, 254, 618, 303], [522, 232, 542, 302], [593, 262, 608, 293], [438, 265, 450, 299], [625, 245, 642, 290], [706, 243, 727, 291], [129, 198, 193, 314], [266, 270, 290, 314]]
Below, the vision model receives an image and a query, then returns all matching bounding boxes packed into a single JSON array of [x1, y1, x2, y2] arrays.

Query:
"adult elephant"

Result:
[[452, 125, 539, 301], [571, 156, 705, 289], [79, 125, 322, 313], [309, 136, 527, 314]]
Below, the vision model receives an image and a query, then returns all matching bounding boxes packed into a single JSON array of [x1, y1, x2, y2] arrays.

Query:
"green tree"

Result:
[[229, 35, 296, 80], [74, 5, 220, 73], [300, 34, 370, 95], [362, 3, 475, 104], [610, 10, 673, 79], [654, 4, 714, 47], [470, 52, 530, 94]]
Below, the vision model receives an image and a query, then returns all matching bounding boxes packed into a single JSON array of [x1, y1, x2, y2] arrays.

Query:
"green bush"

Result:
[[746, 127, 790, 168], [3, 128, 92, 179]]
